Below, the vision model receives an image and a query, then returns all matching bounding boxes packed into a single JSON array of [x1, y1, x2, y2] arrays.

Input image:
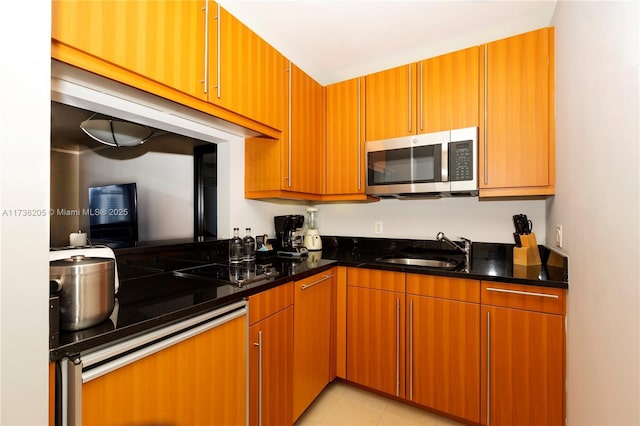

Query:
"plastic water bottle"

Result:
[[243, 228, 256, 262], [229, 228, 243, 263]]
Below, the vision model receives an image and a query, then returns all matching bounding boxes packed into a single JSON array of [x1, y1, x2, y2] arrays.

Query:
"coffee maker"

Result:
[[274, 215, 308, 258]]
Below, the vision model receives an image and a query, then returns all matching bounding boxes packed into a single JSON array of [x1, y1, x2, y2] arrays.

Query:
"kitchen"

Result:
[[0, 1, 638, 425]]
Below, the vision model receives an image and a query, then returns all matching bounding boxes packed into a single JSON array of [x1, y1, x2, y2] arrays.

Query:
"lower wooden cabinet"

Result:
[[407, 275, 480, 423], [293, 270, 334, 421], [480, 282, 566, 426], [248, 282, 294, 426], [81, 312, 247, 426], [346, 268, 406, 398]]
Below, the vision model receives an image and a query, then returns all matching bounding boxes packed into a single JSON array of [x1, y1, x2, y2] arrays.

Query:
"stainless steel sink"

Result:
[[377, 257, 458, 268]]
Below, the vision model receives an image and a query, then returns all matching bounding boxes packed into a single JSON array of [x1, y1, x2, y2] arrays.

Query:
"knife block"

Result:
[[513, 233, 541, 266]]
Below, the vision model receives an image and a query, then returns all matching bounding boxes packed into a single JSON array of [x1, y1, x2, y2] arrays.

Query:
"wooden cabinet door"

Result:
[[481, 27, 555, 196], [365, 63, 417, 141], [250, 306, 293, 426], [293, 271, 333, 421], [52, 0, 207, 101], [481, 306, 564, 426], [82, 313, 246, 426], [347, 286, 405, 398], [283, 64, 326, 195], [408, 295, 480, 423], [420, 46, 481, 133], [211, 4, 287, 130], [326, 77, 366, 196]]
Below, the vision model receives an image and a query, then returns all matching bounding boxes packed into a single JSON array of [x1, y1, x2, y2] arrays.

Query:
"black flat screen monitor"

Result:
[[88, 183, 138, 247]]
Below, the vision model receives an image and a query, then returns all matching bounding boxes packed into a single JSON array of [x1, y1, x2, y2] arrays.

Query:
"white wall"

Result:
[[318, 197, 546, 243], [549, 2, 640, 425], [0, 1, 50, 424]]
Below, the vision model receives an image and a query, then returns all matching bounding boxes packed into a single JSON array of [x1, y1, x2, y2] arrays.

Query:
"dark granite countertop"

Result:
[[321, 236, 568, 288], [49, 236, 568, 362]]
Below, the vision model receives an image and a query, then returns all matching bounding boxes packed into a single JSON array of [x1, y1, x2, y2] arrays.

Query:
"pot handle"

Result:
[[50, 279, 62, 293]]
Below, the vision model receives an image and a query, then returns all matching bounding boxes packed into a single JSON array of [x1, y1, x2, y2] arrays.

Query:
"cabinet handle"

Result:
[[202, 2, 209, 94], [357, 78, 361, 191], [419, 61, 424, 132], [486, 311, 491, 426], [396, 297, 400, 397], [483, 45, 488, 185], [215, 3, 221, 99], [287, 61, 292, 188], [300, 274, 334, 290], [485, 287, 559, 299], [409, 299, 413, 400], [254, 331, 263, 426], [407, 64, 412, 133]]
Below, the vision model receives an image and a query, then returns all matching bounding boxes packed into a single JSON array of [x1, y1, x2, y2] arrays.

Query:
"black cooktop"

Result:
[[173, 262, 280, 287]]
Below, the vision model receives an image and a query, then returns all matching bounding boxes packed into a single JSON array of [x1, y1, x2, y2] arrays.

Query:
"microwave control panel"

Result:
[[449, 140, 474, 181]]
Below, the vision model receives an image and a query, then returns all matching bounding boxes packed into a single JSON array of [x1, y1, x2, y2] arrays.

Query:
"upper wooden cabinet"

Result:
[[365, 63, 417, 141], [365, 46, 481, 141], [209, 4, 287, 131], [325, 77, 370, 200], [480, 27, 555, 197], [245, 63, 326, 200], [286, 63, 326, 195], [420, 46, 482, 133], [52, 1, 283, 137], [52, 0, 207, 100]]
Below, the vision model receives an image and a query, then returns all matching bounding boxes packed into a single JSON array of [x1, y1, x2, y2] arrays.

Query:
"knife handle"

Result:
[[513, 232, 522, 247]]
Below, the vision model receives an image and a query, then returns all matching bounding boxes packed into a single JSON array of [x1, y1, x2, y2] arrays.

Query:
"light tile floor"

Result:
[[295, 381, 466, 426]]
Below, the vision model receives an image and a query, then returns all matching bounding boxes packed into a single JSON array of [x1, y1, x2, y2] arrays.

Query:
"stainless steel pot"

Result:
[[50, 255, 115, 331]]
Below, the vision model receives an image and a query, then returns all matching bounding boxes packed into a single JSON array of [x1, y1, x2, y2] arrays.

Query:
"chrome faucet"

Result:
[[436, 232, 471, 267]]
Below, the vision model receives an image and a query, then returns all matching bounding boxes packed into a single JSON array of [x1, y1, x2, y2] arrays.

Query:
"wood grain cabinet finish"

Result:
[[51, 0, 282, 138], [481, 27, 555, 197], [365, 46, 481, 141], [52, 0, 207, 100], [81, 313, 247, 426], [293, 270, 334, 421], [325, 77, 371, 201], [209, 3, 287, 131], [419, 46, 482, 133], [245, 63, 326, 200], [346, 268, 406, 398], [480, 282, 566, 426], [365, 63, 417, 141], [406, 275, 480, 424], [248, 283, 294, 426]]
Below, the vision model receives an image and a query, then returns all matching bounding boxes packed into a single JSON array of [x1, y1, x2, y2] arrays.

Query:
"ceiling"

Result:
[[219, 0, 558, 85]]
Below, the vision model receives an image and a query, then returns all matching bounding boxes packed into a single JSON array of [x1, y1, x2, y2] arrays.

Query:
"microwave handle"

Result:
[[441, 142, 449, 182]]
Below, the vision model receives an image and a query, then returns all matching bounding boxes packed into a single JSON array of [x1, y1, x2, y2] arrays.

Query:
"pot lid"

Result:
[[50, 255, 114, 275]]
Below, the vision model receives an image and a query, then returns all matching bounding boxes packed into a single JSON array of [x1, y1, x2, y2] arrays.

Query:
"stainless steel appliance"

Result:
[[49, 246, 120, 331], [365, 126, 478, 198], [274, 215, 308, 258]]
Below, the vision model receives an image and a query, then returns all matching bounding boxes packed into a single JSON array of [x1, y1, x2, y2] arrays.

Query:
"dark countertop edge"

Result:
[[334, 260, 569, 289], [49, 262, 336, 361]]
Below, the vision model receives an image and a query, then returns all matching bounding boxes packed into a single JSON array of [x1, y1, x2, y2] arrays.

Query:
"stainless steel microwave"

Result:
[[365, 127, 478, 198]]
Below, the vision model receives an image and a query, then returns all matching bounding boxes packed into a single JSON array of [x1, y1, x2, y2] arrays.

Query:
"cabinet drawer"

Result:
[[347, 267, 405, 292], [248, 282, 293, 325], [481, 281, 566, 315], [407, 274, 480, 303]]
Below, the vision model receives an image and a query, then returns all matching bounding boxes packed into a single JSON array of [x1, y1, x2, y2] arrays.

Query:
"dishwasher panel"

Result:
[[59, 300, 248, 426]]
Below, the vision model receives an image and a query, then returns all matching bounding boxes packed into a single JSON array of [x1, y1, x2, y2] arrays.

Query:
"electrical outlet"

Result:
[[555, 224, 563, 248], [374, 221, 383, 234]]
